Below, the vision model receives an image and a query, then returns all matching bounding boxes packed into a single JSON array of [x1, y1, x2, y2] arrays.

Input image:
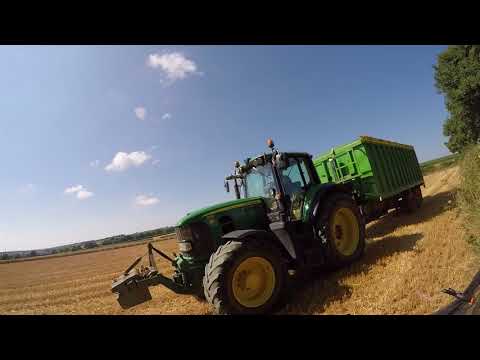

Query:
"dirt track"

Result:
[[0, 166, 478, 314]]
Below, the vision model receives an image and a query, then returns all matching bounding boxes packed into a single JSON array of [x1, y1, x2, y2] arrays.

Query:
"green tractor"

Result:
[[112, 139, 367, 314]]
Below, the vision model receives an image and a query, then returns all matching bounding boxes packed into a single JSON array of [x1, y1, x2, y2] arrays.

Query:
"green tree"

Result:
[[434, 45, 480, 153]]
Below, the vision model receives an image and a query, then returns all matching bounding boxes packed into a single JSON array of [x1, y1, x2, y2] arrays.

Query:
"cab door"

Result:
[[279, 156, 314, 221]]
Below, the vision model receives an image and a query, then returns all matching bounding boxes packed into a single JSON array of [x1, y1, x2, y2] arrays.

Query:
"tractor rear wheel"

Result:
[[315, 192, 366, 268], [203, 238, 287, 315]]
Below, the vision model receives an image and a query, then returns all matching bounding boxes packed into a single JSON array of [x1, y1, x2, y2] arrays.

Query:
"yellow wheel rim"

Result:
[[232, 257, 276, 308], [330, 207, 360, 257]]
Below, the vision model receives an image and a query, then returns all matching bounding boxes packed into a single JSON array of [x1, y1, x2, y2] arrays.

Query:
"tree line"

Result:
[[434, 45, 480, 153], [0, 225, 176, 261]]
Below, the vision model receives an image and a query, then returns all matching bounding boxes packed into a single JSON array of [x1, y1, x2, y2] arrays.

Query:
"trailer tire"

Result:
[[400, 187, 422, 213], [203, 238, 287, 315], [315, 192, 366, 269], [413, 186, 423, 208]]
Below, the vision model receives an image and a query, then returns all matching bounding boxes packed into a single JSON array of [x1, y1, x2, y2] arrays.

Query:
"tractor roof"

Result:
[[241, 151, 312, 173]]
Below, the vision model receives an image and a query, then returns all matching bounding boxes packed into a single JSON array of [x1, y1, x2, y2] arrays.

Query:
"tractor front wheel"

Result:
[[203, 238, 286, 315]]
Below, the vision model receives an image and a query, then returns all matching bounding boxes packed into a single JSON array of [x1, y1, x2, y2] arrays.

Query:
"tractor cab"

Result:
[[225, 139, 320, 224]]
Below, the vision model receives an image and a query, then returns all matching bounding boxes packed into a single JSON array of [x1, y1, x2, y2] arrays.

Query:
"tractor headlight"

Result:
[[176, 226, 193, 241], [178, 241, 193, 253], [176, 226, 194, 253]]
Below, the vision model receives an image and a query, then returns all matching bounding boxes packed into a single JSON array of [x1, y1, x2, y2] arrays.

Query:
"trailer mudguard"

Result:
[[222, 228, 297, 260]]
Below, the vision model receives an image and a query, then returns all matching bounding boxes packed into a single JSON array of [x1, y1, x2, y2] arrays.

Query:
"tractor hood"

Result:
[[176, 197, 264, 227]]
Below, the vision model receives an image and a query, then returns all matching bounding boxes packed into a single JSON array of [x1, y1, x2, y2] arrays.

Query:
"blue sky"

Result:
[[0, 45, 449, 251]]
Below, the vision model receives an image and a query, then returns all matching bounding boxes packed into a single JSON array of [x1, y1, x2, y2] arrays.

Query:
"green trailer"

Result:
[[314, 136, 424, 222]]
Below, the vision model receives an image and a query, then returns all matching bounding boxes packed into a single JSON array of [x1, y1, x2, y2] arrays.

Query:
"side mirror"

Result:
[[224, 180, 230, 193]]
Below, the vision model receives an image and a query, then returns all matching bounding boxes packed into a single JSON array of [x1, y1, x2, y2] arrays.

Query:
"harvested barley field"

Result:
[[0, 166, 478, 315]]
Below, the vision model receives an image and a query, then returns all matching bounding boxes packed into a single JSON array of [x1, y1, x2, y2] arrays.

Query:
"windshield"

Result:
[[244, 163, 277, 198]]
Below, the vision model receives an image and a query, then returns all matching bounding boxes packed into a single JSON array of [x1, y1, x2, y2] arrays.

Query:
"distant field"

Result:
[[420, 153, 460, 175], [0, 234, 176, 265]]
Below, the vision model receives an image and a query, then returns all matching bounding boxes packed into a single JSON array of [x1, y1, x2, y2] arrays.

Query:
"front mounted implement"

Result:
[[111, 242, 192, 309]]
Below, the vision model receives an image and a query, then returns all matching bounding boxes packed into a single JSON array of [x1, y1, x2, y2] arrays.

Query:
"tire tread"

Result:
[[203, 238, 285, 315]]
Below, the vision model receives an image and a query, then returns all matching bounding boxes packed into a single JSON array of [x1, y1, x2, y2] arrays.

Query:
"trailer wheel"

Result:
[[400, 187, 422, 212], [315, 192, 366, 268], [413, 186, 423, 208], [203, 238, 286, 315]]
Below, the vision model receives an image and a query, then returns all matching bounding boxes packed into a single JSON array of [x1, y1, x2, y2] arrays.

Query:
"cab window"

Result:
[[280, 157, 312, 195], [299, 160, 312, 185], [280, 157, 312, 220]]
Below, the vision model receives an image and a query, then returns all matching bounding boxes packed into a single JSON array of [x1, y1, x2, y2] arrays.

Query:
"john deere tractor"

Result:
[[112, 139, 365, 314]]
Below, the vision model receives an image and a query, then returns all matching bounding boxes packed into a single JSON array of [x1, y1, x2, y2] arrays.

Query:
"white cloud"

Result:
[[134, 107, 147, 120], [19, 183, 36, 193], [105, 151, 151, 172], [90, 160, 100, 167], [162, 113, 172, 120], [65, 185, 84, 194], [64, 185, 94, 200], [135, 195, 159, 206], [77, 190, 94, 200], [147, 52, 199, 82]]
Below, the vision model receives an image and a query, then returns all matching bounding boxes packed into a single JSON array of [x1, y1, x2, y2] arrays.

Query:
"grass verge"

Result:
[[420, 153, 460, 175], [458, 145, 480, 249]]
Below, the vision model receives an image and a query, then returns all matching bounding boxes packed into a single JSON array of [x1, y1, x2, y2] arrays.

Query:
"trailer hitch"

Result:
[[111, 242, 190, 309]]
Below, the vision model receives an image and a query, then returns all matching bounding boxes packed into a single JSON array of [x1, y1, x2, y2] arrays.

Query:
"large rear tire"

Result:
[[315, 192, 366, 268], [203, 238, 287, 315]]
